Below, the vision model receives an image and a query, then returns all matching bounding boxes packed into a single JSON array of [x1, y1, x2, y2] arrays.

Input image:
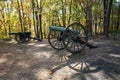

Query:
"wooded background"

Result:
[[0, 0, 120, 40]]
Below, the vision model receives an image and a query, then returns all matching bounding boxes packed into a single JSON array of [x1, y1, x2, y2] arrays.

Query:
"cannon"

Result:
[[48, 22, 88, 54], [9, 32, 31, 43]]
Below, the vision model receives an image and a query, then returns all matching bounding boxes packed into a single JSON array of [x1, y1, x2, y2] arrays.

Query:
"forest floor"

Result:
[[0, 39, 120, 80]]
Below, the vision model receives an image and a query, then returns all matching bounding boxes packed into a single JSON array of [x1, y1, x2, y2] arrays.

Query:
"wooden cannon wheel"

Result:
[[48, 29, 65, 50], [63, 22, 88, 54]]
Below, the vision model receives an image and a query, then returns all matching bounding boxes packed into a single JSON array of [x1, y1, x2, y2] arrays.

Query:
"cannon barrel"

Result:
[[49, 26, 66, 32], [49, 26, 79, 34]]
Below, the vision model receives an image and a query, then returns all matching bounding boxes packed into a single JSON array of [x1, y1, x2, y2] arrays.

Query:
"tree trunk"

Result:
[[39, 0, 43, 40], [86, 0, 92, 35], [79, 0, 92, 35], [6, 1, 11, 38], [17, 0, 23, 32], [56, 12, 61, 26], [20, 0, 25, 31], [103, 0, 113, 37], [62, 0, 66, 27], [1, 12, 7, 37], [116, 5, 120, 31], [31, 0, 37, 37], [68, 0, 72, 24], [94, 16, 98, 34]]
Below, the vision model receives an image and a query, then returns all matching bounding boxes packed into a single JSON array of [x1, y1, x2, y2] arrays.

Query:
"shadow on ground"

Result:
[[0, 40, 120, 80], [50, 40, 120, 80]]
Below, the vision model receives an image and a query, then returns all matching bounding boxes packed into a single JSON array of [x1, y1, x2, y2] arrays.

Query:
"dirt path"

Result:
[[0, 39, 120, 80]]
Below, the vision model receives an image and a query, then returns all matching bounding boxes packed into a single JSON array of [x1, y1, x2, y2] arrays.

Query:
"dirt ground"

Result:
[[0, 39, 120, 80]]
